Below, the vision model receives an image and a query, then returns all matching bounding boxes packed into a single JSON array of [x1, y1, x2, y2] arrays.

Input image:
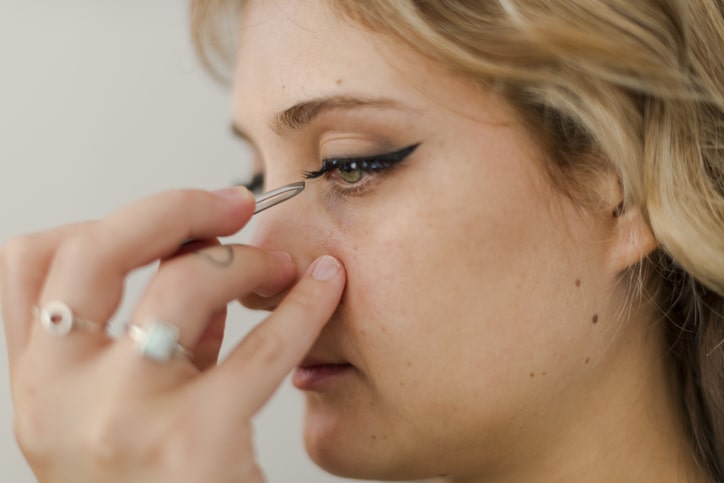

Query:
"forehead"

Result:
[[231, 0, 512, 144], [233, 1, 419, 124]]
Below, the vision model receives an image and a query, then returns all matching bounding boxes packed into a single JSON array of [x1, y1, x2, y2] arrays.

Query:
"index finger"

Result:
[[88, 187, 255, 273], [198, 255, 346, 419], [40, 188, 254, 324]]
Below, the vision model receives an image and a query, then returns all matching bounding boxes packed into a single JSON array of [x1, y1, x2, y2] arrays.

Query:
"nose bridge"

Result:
[[250, 189, 323, 271]]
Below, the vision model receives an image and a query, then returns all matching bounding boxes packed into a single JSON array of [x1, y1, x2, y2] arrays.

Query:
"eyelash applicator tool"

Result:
[[181, 181, 304, 248], [253, 181, 305, 214]]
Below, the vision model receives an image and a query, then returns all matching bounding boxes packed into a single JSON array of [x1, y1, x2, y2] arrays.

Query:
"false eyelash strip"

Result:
[[303, 143, 420, 179]]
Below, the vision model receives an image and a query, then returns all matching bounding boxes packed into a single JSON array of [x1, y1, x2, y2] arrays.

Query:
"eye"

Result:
[[303, 143, 420, 190], [337, 162, 363, 184]]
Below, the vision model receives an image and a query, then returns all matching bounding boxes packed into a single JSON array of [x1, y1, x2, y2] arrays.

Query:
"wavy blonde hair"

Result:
[[191, 0, 724, 478]]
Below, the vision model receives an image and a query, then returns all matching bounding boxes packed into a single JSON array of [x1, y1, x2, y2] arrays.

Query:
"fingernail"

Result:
[[269, 250, 292, 264], [312, 255, 340, 281], [213, 186, 253, 201]]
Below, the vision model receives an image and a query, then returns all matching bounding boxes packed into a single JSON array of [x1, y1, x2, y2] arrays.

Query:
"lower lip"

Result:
[[292, 364, 354, 391]]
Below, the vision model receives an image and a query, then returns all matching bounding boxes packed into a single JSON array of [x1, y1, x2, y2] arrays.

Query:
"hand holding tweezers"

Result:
[[180, 181, 304, 248]]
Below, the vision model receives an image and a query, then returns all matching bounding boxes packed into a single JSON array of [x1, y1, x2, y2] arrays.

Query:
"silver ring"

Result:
[[35, 301, 106, 337], [127, 319, 191, 363]]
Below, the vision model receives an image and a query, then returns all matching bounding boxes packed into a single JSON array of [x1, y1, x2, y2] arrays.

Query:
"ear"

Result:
[[606, 205, 657, 273]]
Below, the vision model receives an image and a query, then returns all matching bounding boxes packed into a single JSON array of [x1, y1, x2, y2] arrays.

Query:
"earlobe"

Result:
[[607, 205, 657, 273]]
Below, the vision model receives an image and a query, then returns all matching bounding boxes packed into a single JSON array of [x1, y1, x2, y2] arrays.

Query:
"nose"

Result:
[[250, 181, 326, 275]]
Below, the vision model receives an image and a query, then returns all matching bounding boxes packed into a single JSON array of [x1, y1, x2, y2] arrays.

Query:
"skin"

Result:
[[1, 188, 346, 483], [0, 1, 710, 482], [234, 1, 707, 482]]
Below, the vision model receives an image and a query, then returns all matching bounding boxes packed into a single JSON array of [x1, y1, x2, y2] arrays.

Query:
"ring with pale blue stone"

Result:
[[34, 301, 106, 337], [127, 319, 192, 363]]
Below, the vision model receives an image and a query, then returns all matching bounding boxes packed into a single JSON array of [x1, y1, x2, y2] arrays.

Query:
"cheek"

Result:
[[318, 205, 439, 357], [324, 175, 605, 404]]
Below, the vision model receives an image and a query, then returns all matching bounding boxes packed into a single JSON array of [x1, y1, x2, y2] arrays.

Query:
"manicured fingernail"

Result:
[[269, 250, 292, 264], [312, 255, 340, 281], [213, 186, 253, 201]]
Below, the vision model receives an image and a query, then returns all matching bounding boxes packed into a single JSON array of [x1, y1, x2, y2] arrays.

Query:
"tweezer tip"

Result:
[[253, 180, 306, 215]]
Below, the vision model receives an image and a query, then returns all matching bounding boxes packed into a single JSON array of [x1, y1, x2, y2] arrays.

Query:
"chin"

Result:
[[301, 396, 431, 481], [302, 398, 375, 478]]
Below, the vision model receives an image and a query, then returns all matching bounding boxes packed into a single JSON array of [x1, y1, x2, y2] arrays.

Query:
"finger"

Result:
[[238, 262, 297, 310], [200, 255, 346, 419], [158, 237, 227, 371], [115, 246, 296, 374], [162, 237, 221, 262], [37, 188, 254, 342], [0, 222, 95, 366], [191, 308, 227, 371]]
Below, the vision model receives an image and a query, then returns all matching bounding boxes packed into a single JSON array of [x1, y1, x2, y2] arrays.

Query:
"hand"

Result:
[[0, 187, 346, 483]]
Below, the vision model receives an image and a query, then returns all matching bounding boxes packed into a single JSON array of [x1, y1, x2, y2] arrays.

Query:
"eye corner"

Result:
[[235, 172, 265, 194]]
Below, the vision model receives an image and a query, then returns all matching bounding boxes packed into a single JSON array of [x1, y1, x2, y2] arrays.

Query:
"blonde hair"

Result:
[[192, 0, 724, 477]]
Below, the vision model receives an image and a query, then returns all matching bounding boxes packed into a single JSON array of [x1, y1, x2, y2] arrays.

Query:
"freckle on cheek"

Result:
[[529, 372, 535, 378], [575, 279, 581, 287], [592, 314, 599, 324], [585, 357, 590, 364]]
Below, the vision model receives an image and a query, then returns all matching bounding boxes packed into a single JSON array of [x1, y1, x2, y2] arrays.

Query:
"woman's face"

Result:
[[233, 1, 638, 480]]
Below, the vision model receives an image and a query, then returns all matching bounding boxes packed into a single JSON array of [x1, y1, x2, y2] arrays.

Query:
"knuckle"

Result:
[[0, 234, 41, 270], [53, 232, 103, 268]]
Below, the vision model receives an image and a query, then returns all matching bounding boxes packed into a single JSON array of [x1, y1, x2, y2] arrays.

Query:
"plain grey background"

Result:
[[0, 1, 382, 482]]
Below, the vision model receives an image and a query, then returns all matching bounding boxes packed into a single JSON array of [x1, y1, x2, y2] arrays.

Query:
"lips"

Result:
[[293, 357, 355, 391]]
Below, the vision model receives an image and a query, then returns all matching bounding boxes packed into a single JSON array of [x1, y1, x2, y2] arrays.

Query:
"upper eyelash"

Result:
[[303, 143, 420, 180]]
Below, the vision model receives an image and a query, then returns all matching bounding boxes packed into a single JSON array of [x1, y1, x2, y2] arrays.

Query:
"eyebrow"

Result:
[[231, 95, 402, 141], [272, 95, 399, 135]]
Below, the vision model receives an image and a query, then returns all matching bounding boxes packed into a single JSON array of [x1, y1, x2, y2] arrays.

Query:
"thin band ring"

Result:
[[35, 301, 106, 337]]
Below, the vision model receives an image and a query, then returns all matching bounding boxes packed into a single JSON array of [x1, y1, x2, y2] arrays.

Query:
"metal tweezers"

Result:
[[180, 181, 304, 248], [253, 181, 305, 214]]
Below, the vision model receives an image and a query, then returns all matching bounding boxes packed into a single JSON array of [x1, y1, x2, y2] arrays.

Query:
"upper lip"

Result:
[[297, 311, 354, 368], [299, 356, 352, 368]]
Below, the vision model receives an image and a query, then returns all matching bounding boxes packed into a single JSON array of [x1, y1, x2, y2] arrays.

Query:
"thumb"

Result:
[[198, 255, 346, 419]]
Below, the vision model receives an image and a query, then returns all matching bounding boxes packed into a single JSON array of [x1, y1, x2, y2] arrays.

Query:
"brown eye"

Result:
[[338, 168, 363, 184]]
